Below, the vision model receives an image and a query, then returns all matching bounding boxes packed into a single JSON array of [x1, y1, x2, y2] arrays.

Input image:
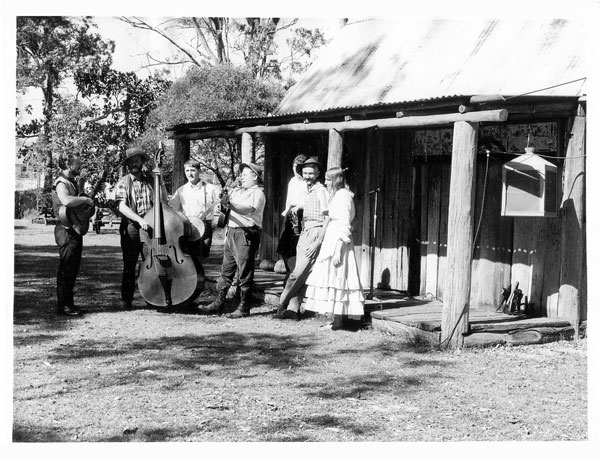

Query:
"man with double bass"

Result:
[[205, 162, 265, 318], [115, 147, 168, 310], [52, 153, 94, 316]]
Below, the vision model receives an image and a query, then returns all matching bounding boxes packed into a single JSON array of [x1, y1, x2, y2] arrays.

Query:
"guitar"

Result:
[[59, 170, 108, 235], [183, 200, 221, 237], [217, 188, 232, 228]]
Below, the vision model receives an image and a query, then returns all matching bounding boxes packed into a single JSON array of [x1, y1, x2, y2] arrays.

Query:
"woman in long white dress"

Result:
[[303, 167, 364, 329]]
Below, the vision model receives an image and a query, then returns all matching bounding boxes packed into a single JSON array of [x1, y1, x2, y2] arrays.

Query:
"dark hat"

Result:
[[296, 156, 323, 175], [239, 162, 263, 184], [121, 147, 149, 165]]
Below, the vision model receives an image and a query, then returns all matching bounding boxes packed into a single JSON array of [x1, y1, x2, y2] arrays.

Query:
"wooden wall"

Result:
[[416, 153, 562, 312], [260, 117, 585, 319]]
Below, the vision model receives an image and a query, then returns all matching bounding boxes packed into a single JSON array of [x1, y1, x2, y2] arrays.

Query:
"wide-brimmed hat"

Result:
[[296, 156, 323, 175], [239, 162, 263, 184], [121, 147, 149, 165]]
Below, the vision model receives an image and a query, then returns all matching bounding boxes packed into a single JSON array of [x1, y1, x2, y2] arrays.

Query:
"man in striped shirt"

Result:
[[275, 157, 330, 321]]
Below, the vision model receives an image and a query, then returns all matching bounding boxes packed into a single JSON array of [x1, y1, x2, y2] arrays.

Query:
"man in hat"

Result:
[[52, 153, 94, 316], [205, 162, 265, 318], [115, 146, 167, 310], [275, 156, 330, 321]]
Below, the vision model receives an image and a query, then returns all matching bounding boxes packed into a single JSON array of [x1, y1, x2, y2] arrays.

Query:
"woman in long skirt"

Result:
[[303, 167, 364, 330]]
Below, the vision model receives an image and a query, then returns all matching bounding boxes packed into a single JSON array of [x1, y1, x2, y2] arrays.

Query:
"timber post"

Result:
[[172, 138, 190, 191], [327, 128, 344, 169], [241, 132, 254, 164], [441, 121, 478, 349], [259, 134, 275, 262], [558, 104, 586, 338]]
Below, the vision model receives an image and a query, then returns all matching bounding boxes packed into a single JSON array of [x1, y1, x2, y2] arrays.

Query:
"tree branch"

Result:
[[120, 16, 205, 68], [192, 17, 219, 64]]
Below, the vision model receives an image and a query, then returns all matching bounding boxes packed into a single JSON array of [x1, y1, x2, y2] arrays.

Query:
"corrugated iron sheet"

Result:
[[274, 18, 586, 116]]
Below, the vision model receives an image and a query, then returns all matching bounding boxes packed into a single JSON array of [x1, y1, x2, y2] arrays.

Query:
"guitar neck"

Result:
[[199, 201, 219, 220]]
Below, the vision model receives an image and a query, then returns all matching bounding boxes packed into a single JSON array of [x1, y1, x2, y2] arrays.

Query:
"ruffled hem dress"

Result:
[[304, 188, 365, 318]]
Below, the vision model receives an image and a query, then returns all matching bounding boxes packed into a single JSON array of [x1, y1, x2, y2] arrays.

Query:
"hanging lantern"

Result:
[[501, 148, 558, 217]]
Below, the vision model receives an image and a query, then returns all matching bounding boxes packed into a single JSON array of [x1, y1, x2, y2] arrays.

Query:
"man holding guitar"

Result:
[[51, 153, 94, 316], [169, 159, 220, 258], [115, 146, 168, 310]]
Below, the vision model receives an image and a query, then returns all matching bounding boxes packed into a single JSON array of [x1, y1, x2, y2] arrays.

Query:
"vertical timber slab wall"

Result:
[[358, 131, 374, 287], [356, 130, 413, 291], [436, 163, 451, 298], [469, 161, 514, 309], [510, 217, 561, 316], [424, 161, 442, 297]]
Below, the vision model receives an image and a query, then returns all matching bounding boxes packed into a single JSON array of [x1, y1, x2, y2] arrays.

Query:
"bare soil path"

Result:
[[12, 220, 587, 441]]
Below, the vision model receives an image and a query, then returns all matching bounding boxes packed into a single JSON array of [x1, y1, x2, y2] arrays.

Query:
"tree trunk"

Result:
[[42, 72, 55, 193], [441, 121, 478, 349]]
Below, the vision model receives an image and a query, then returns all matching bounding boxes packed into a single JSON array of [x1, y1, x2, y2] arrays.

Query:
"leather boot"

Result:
[[226, 290, 251, 319], [202, 288, 227, 315]]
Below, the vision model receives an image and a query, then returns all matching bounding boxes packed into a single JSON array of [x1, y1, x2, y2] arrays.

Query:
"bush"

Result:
[[14, 190, 38, 219]]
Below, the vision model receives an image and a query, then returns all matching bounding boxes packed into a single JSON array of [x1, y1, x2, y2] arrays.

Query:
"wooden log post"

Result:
[[327, 128, 344, 169], [259, 134, 275, 262], [441, 121, 479, 349], [172, 138, 190, 191], [558, 106, 586, 337], [241, 132, 254, 164]]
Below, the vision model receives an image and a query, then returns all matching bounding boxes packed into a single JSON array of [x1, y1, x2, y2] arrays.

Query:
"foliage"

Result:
[[143, 64, 285, 186], [14, 190, 40, 219], [16, 16, 115, 191], [74, 68, 172, 149], [283, 27, 328, 88], [16, 16, 114, 94], [17, 70, 171, 198], [119, 17, 328, 82]]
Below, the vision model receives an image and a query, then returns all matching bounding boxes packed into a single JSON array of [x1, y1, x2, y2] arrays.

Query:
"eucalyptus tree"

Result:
[[16, 16, 114, 191]]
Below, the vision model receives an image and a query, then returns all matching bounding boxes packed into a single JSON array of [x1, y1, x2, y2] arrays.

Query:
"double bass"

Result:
[[138, 143, 204, 308]]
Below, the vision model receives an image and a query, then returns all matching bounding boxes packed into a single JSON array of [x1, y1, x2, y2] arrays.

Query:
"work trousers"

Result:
[[279, 225, 322, 313], [217, 226, 261, 295], [54, 225, 83, 310], [119, 220, 143, 303]]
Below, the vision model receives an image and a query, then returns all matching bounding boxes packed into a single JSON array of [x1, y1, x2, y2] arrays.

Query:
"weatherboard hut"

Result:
[[167, 19, 587, 348]]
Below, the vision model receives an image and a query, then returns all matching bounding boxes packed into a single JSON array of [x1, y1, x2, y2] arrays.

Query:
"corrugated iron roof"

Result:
[[274, 18, 586, 116]]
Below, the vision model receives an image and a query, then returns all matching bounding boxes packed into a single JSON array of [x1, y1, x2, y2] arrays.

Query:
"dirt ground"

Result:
[[12, 219, 588, 442]]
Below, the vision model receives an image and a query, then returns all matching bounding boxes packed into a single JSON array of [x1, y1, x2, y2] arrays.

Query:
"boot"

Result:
[[201, 288, 227, 315], [226, 290, 251, 319]]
